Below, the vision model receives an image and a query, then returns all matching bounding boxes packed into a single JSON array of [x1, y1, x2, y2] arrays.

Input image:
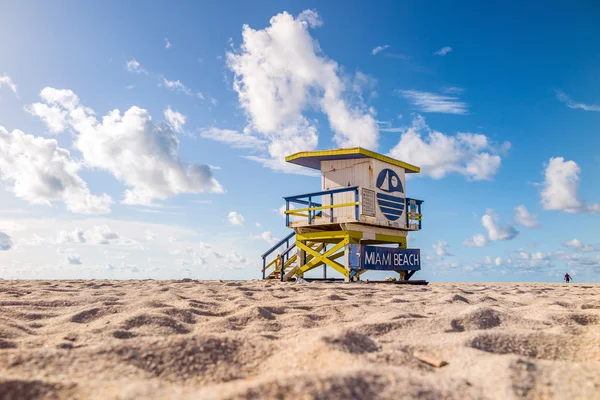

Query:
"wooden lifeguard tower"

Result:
[[261, 148, 424, 283]]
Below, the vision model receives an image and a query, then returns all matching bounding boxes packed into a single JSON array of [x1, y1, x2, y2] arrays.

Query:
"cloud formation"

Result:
[[514, 205, 539, 228], [540, 157, 599, 213], [225, 10, 378, 171], [28, 88, 223, 206], [0, 126, 112, 214], [228, 211, 244, 226], [396, 90, 467, 114], [0, 75, 17, 94], [198, 127, 267, 150], [556, 91, 600, 112], [0, 232, 13, 250], [563, 238, 597, 252], [371, 45, 390, 55], [434, 46, 452, 56], [389, 115, 508, 180], [164, 107, 186, 133]]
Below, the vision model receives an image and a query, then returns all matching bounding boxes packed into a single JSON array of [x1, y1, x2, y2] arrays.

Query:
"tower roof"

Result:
[[285, 147, 420, 173]]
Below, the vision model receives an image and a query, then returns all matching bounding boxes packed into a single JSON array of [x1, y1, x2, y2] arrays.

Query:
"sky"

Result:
[[0, 1, 599, 282]]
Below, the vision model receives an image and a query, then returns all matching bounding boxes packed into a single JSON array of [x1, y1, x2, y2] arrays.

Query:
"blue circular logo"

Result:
[[376, 169, 405, 221]]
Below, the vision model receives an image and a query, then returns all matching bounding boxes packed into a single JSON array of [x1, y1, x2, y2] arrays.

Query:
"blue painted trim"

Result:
[[284, 186, 359, 202], [379, 206, 404, 216], [376, 193, 405, 203], [377, 199, 405, 209], [261, 232, 295, 258]]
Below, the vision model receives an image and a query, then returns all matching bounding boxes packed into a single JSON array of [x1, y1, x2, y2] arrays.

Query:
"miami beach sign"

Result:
[[348, 244, 421, 271]]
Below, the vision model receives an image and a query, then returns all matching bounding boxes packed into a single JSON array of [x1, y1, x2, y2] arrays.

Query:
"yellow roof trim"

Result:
[[285, 147, 420, 173]]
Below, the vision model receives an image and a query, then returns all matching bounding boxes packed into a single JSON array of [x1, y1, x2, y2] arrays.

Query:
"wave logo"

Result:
[[376, 168, 405, 221]]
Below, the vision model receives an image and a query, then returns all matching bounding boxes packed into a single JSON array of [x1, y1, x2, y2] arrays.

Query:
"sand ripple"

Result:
[[0, 280, 598, 399]]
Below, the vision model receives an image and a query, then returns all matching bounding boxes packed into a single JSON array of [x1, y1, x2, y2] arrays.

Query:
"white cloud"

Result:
[[484, 256, 502, 266], [253, 231, 278, 246], [162, 78, 192, 95], [67, 253, 82, 264], [210, 97, 218, 106], [28, 87, 223, 206], [165, 38, 172, 49], [514, 205, 539, 228], [57, 225, 124, 245], [556, 91, 600, 112], [164, 107, 186, 133], [0, 126, 113, 214], [431, 240, 453, 260], [228, 211, 244, 226], [0, 75, 17, 94], [226, 10, 378, 172], [434, 46, 452, 56], [0, 231, 13, 250], [199, 127, 267, 150], [126, 59, 148, 74], [397, 90, 467, 114], [563, 238, 597, 252], [371, 45, 390, 55], [389, 115, 507, 180], [255, 222, 261, 227], [507, 249, 553, 268], [463, 233, 488, 247], [540, 157, 599, 213], [441, 86, 464, 94], [196, 92, 205, 99], [482, 209, 519, 241]]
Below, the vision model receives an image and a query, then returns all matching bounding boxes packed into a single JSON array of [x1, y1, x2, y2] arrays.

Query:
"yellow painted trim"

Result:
[[288, 212, 310, 217], [297, 239, 348, 276], [296, 230, 363, 241], [285, 202, 358, 214], [374, 234, 407, 244], [285, 147, 420, 173]]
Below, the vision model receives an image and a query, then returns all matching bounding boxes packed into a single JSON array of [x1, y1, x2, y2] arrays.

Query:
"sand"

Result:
[[0, 280, 598, 400]]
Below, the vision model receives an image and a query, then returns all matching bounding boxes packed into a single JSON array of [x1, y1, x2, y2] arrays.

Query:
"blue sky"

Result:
[[1, 1, 599, 282]]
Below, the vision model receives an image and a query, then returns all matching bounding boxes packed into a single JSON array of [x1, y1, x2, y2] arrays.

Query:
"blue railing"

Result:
[[405, 197, 424, 230], [261, 232, 295, 280], [283, 186, 360, 227]]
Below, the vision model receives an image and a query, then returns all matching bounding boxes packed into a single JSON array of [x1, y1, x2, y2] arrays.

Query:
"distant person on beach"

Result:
[[564, 273, 572, 283]]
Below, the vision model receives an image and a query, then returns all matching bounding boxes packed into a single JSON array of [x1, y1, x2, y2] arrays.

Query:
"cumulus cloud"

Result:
[[563, 238, 597, 252], [164, 107, 186, 133], [433, 240, 452, 258], [434, 46, 452, 56], [225, 10, 378, 171], [482, 209, 519, 241], [126, 59, 148, 74], [0, 126, 112, 214], [57, 225, 122, 245], [397, 90, 467, 114], [165, 38, 172, 49], [540, 157, 599, 213], [0, 75, 17, 94], [463, 233, 488, 248], [514, 205, 539, 228], [253, 231, 279, 246], [463, 210, 518, 247], [507, 249, 553, 268], [484, 256, 503, 266], [228, 211, 244, 226], [389, 115, 508, 180], [67, 253, 82, 264], [371, 45, 390, 55], [556, 91, 600, 112], [0, 231, 13, 250], [162, 78, 192, 95], [198, 127, 267, 150], [28, 87, 223, 206]]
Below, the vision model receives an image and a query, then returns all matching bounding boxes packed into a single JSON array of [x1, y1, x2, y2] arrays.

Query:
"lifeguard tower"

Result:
[[261, 148, 424, 283]]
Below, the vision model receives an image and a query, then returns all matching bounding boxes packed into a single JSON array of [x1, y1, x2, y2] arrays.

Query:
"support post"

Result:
[[297, 241, 306, 279], [262, 257, 265, 279]]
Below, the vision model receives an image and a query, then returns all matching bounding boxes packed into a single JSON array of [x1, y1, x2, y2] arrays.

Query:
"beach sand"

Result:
[[0, 280, 598, 399]]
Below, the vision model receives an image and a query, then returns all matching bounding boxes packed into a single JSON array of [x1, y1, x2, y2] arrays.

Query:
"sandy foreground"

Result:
[[0, 280, 598, 400]]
